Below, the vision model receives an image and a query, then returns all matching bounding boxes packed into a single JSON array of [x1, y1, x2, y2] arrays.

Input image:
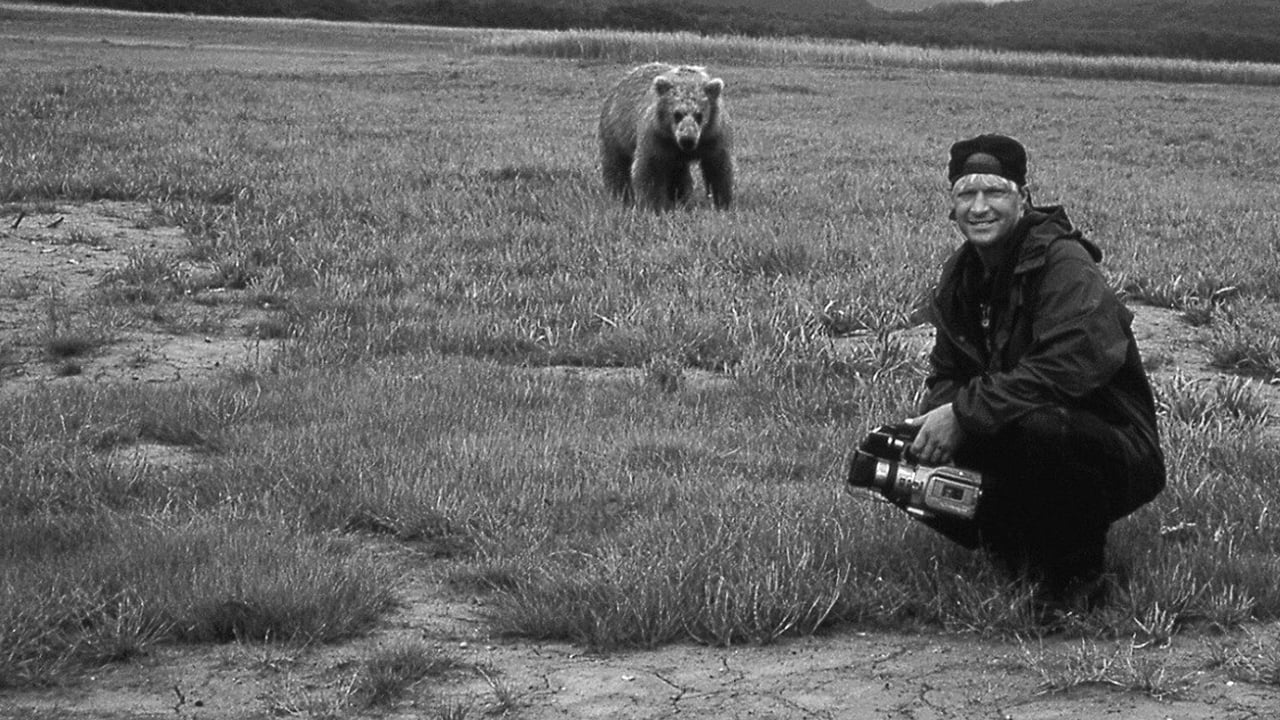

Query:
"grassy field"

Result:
[[3, 3, 1280, 692]]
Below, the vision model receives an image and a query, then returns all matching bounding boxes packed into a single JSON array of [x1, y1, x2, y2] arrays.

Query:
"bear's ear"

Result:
[[704, 78, 724, 99], [652, 77, 673, 95]]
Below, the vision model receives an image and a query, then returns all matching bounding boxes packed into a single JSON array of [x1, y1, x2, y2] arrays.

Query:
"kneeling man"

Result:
[[907, 134, 1166, 611]]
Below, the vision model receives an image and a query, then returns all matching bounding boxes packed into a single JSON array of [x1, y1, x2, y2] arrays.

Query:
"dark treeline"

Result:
[[36, 0, 1280, 64], [910, 0, 1280, 63]]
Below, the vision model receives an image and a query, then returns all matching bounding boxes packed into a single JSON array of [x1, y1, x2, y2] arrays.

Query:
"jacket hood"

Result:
[[1013, 205, 1102, 272]]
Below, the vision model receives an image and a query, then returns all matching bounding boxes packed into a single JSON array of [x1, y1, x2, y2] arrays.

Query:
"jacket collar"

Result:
[[928, 205, 1100, 328]]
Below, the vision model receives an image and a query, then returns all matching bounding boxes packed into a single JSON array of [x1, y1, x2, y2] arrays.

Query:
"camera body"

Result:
[[847, 423, 984, 522]]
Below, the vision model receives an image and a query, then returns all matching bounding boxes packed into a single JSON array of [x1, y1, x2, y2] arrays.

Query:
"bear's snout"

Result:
[[674, 118, 701, 151]]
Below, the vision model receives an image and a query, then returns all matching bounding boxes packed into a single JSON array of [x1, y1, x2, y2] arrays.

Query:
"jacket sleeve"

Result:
[[920, 325, 964, 413], [951, 241, 1130, 435]]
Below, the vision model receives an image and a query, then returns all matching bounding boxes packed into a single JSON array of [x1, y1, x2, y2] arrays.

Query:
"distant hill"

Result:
[[35, 0, 1280, 63]]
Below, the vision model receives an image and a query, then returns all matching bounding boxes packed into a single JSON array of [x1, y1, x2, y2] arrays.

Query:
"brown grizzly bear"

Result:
[[598, 62, 734, 212]]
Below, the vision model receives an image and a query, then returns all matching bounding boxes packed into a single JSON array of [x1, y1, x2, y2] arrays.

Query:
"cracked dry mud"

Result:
[[3, 202, 1280, 719]]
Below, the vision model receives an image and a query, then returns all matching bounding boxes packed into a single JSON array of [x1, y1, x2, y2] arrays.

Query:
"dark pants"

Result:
[[919, 406, 1160, 594]]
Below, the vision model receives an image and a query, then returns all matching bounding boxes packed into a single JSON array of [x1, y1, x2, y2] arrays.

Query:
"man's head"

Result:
[[947, 134, 1030, 250], [948, 134, 1027, 187]]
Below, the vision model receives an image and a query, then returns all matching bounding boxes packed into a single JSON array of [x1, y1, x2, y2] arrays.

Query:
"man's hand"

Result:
[[905, 403, 963, 465]]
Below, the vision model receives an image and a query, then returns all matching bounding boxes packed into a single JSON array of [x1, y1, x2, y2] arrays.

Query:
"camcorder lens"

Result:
[[847, 450, 881, 490], [847, 451, 901, 493]]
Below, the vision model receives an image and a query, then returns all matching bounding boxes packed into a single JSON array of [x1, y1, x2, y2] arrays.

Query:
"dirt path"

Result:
[[3, 202, 1280, 719]]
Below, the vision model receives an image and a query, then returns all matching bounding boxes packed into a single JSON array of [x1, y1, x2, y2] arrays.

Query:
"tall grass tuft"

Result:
[[1205, 299, 1280, 377], [0, 511, 394, 687], [351, 640, 465, 708]]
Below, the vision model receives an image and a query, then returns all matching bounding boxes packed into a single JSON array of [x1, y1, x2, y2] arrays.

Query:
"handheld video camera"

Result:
[[847, 423, 984, 522]]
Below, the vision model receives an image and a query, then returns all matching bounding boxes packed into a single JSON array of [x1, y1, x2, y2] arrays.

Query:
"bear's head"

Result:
[[652, 67, 723, 153]]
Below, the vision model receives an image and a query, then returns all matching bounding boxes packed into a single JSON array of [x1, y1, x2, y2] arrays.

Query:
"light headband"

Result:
[[951, 173, 1020, 195]]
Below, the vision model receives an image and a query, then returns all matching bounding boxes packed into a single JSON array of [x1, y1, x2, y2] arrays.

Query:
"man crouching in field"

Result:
[[905, 134, 1166, 617]]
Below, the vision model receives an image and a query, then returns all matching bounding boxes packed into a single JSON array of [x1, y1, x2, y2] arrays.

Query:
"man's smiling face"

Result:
[[951, 173, 1026, 249]]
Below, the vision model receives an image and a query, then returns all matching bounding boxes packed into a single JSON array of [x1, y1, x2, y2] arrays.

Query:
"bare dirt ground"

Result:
[[0, 201, 279, 398], [4, 202, 1280, 719]]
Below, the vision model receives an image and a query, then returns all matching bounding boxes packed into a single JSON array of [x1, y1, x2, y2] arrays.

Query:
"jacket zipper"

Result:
[[980, 302, 996, 364]]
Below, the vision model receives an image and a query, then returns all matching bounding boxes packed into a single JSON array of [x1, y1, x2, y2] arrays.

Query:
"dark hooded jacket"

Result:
[[921, 205, 1165, 516]]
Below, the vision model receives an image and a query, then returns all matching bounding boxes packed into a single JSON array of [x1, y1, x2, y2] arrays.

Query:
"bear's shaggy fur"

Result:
[[598, 62, 734, 211]]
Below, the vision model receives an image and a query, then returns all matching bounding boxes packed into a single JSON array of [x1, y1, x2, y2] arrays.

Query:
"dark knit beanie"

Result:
[[948, 134, 1027, 187]]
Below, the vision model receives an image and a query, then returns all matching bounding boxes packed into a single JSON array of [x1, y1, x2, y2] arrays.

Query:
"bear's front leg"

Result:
[[631, 154, 676, 212], [700, 148, 734, 210], [601, 148, 635, 202], [671, 162, 695, 206]]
